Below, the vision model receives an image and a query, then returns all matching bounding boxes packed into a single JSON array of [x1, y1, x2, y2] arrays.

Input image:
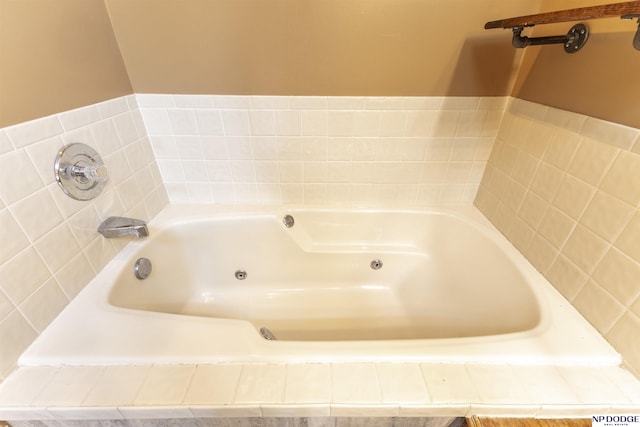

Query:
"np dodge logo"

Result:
[[592, 415, 640, 426]]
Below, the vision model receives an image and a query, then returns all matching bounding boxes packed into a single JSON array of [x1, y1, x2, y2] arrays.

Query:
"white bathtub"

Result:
[[20, 204, 620, 366]]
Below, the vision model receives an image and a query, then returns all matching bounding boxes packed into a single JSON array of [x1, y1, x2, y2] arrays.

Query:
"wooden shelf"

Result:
[[485, 0, 640, 29]]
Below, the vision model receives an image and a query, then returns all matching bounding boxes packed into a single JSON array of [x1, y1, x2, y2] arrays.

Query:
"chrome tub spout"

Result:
[[98, 216, 149, 238]]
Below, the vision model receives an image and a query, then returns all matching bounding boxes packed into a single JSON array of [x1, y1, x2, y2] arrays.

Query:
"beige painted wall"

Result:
[[512, 0, 640, 128], [4, 0, 639, 129], [104, 0, 540, 97], [0, 0, 132, 128]]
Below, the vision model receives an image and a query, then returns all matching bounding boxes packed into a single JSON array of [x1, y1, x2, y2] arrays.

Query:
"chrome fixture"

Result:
[[260, 327, 277, 340], [283, 214, 295, 228], [98, 216, 149, 238], [370, 259, 383, 270], [235, 270, 247, 280], [133, 258, 152, 280], [54, 143, 108, 200]]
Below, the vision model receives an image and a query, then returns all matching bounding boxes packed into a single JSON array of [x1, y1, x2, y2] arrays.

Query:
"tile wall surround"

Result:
[[137, 94, 506, 206], [0, 95, 169, 380], [475, 98, 640, 377], [3, 93, 640, 422]]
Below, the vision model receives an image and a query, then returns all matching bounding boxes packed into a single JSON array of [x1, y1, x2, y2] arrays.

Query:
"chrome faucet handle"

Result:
[[54, 143, 108, 201]]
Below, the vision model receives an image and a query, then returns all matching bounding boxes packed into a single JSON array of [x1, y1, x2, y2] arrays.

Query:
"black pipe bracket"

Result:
[[512, 23, 589, 53], [621, 14, 640, 50]]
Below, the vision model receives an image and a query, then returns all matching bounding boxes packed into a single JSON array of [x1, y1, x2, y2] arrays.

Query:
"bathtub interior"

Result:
[[19, 204, 622, 366], [107, 208, 541, 341]]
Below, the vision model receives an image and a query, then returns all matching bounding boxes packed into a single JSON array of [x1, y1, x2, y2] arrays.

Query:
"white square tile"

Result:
[[195, 110, 224, 136], [302, 111, 328, 136], [83, 365, 150, 407], [0, 130, 13, 154], [222, 110, 251, 136], [0, 149, 45, 205], [234, 364, 286, 404], [134, 365, 195, 405], [168, 109, 198, 136], [5, 115, 63, 148], [403, 97, 443, 110], [405, 111, 437, 137], [98, 96, 130, 119], [562, 224, 610, 275], [567, 137, 619, 187], [140, 109, 172, 135], [379, 111, 407, 136], [0, 247, 50, 306], [327, 111, 354, 137], [174, 95, 214, 109], [513, 365, 579, 405], [10, 188, 64, 242], [601, 150, 640, 207], [465, 364, 531, 405], [0, 208, 29, 265], [54, 252, 96, 299], [580, 117, 639, 151], [602, 367, 640, 402], [376, 363, 429, 404], [33, 366, 104, 406], [229, 161, 256, 182], [0, 290, 14, 322], [365, 97, 405, 110], [174, 135, 203, 161], [277, 137, 303, 161], [327, 97, 365, 110], [560, 366, 632, 405], [331, 363, 381, 404], [285, 364, 331, 404], [214, 95, 251, 109], [18, 278, 68, 333], [249, 110, 277, 136], [290, 96, 327, 110], [183, 364, 241, 405], [25, 136, 65, 184], [276, 110, 302, 136], [113, 112, 141, 145], [352, 111, 380, 137], [34, 222, 82, 273], [58, 106, 101, 132], [0, 366, 58, 405], [225, 136, 253, 160], [149, 135, 179, 159], [67, 205, 101, 247], [250, 96, 289, 109], [420, 363, 479, 404]]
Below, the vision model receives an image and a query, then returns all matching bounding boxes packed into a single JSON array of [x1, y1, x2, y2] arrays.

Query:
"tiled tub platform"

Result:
[[0, 363, 639, 423]]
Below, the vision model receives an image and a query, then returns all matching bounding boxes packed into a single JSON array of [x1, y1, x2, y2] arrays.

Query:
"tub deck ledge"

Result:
[[0, 362, 639, 421]]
